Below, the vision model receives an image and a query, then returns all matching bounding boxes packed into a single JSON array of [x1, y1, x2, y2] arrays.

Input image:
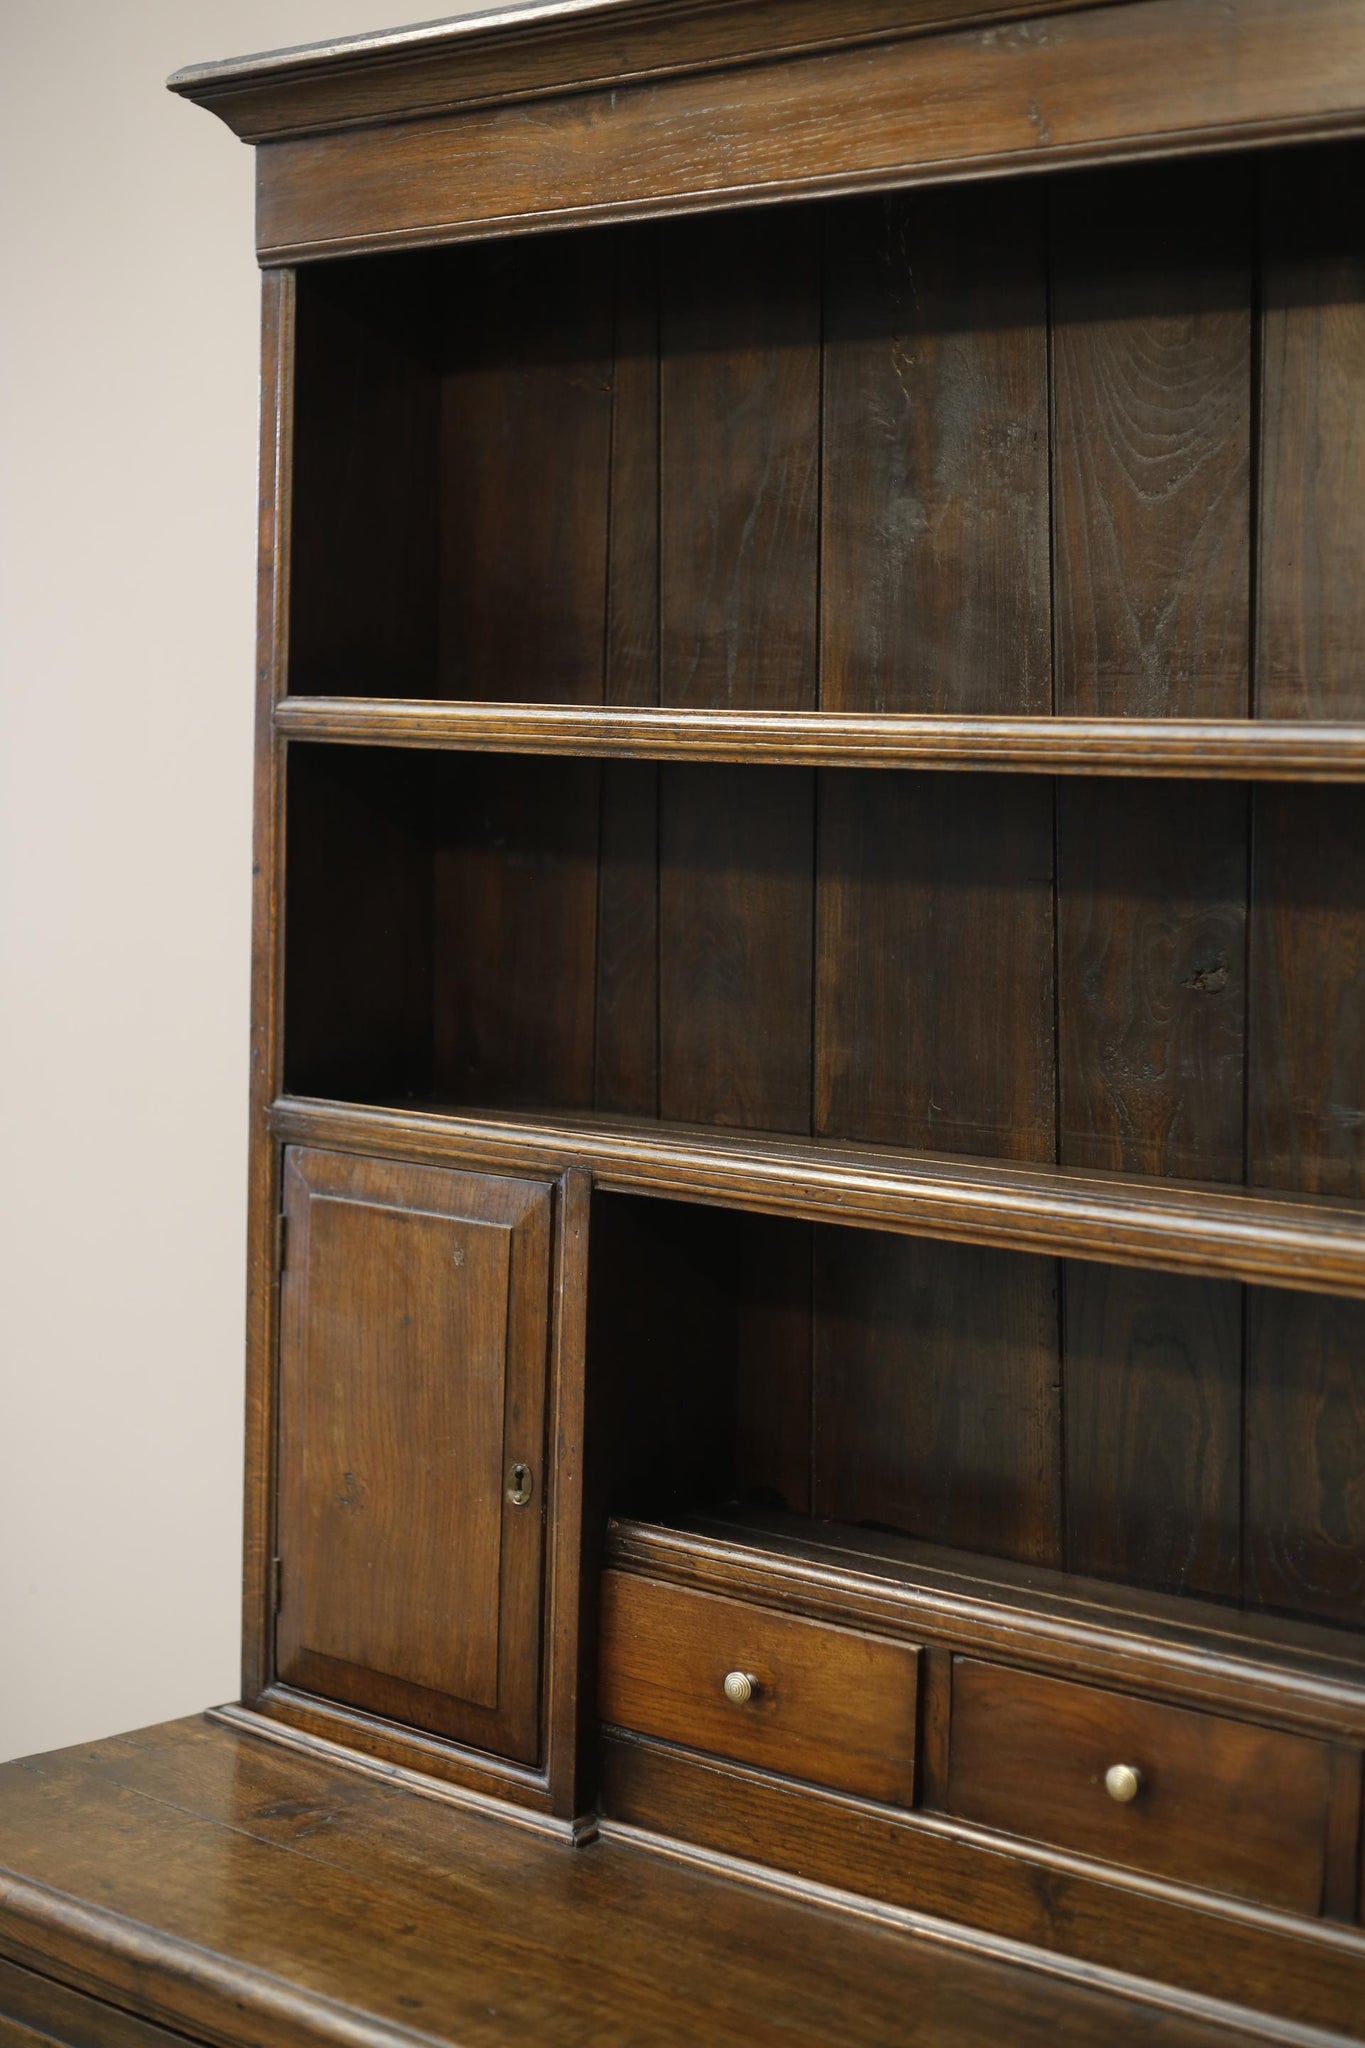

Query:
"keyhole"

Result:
[[506, 1461, 533, 1507]]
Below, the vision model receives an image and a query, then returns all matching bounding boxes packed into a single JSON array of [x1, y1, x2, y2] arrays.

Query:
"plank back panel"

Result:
[[1064, 1264, 1243, 1600], [1057, 780, 1247, 1182], [821, 183, 1050, 714], [1257, 142, 1365, 720], [816, 772, 1055, 1160], [1051, 162, 1252, 718], [437, 234, 615, 704], [812, 1230, 1062, 1567], [276, 1147, 553, 1760]]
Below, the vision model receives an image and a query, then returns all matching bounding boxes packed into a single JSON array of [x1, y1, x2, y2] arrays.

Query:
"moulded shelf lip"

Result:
[[273, 697, 1365, 778], [269, 1095, 1365, 1299]]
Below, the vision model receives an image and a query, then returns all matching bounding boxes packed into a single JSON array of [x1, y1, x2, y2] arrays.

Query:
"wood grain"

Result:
[[659, 208, 819, 710], [1246, 1288, 1365, 1630], [251, 0, 1365, 263], [659, 764, 814, 1131], [733, 1214, 814, 1516], [1248, 785, 1365, 1198], [1057, 780, 1247, 1182], [276, 697, 1365, 778], [270, 1093, 1365, 1302], [276, 1148, 552, 1760], [599, 1570, 920, 1803], [1052, 160, 1252, 718], [822, 183, 1049, 714], [1063, 1265, 1242, 1600], [438, 235, 614, 704], [431, 754, 601, 1112], [594, 761, 659, 1117], [947, 1657, 1331, 1914], [816, 772, 1055, 1160], [812, 1231, 1062, 1565], [1257, 142, 1365, 720]]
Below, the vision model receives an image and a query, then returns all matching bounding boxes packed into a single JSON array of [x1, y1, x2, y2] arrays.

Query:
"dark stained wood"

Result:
[[283, 745, 432, 1103], [659, 765, 814, 1131], [659, 209, 819, 710], [822, 183, 1050, 714], [1248, 785, 1365, 1198], [437, 235, 613, 705], [918, 1646, 954, 1811], [946, 1657, 1332, 1915], [594, 762, 659, 1117], [431, 753, 601, 1112], [169, 0, 1156, 143], [608, 1511, 1365, 1744], [1257, 142, 1365, 720], [271, 1092, 1365, 1303], [812, 1231, 1062, 1566], [599, 1571, 920, 1803], [1246, 1288, 1365, 1630], [249, 0, 1365, 264], [0, 1959, 201, 2048], [602, 1733, 1365, 2040], [1324, 1745, 1364, 1924], [1064, 1265, 1242, 1601], [816, 772, 1055, 1161], [1058, 781, 1247, 1183], [606, 230, 660, 712], [0, 1717, 1281, 2048], [733, 1215, 814, 1516], [276, 1147, 552, 1760], [1052, 161, 1252, 718], [276, 696, 1365, 778], [544, 1168, 598, 1823], [288, 259, 438, 697]]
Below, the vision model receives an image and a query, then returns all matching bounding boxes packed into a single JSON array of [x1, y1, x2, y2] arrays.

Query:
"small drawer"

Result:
[[599, 1570, 920, 1805], [947, 1658, 1333, 1915]]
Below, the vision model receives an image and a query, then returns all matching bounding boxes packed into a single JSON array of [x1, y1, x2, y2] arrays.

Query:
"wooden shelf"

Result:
[[269, 1096, 1365, 1299], [274, 697, 1365, 779]]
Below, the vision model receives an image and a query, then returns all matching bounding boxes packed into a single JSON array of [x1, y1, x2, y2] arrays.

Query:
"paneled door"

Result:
[[275, 1146, 554, 1762]]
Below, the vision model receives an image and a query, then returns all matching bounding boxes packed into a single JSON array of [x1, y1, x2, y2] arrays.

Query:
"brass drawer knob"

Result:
[[723, 1671, 759, 1705], [1104, 1763, 1142, 1804]]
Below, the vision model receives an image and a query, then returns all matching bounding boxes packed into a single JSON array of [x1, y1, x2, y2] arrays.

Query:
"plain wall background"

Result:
[[0, 2, 477, 1764]]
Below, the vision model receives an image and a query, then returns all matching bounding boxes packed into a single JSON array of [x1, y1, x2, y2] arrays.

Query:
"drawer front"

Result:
[[947, 1658, 1332, 1914], [599, 1571, 920, 1805]]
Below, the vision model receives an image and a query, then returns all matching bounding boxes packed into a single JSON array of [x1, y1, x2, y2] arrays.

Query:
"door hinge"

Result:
[[276, 1212, 288, 1273], [270, 1556, 283, 1616]]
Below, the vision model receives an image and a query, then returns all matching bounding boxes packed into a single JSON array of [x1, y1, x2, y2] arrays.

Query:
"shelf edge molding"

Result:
[[269, 1097, 1365, 1299], [273, 699, 1365, 780]]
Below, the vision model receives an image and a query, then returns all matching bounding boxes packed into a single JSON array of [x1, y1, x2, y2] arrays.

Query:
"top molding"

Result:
[[167, 0, 1139, 142]]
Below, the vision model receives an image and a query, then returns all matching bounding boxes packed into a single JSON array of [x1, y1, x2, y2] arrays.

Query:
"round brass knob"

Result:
[[723, 1671, 759, 1705], [1104, 1763, 1142, 1804]]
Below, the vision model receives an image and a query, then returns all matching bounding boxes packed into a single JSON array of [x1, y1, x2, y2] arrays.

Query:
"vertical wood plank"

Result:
[[1323, 1746, 1363, 1924], [1057, 780, 1247, 1183], [595, 761, 659, 1118], [1248, 786, 1365, 1198], [813, 1230, 1062, 1567], [607, 227, 660, 710], [1052, 162, 1253, 716], [289, 259, 439, 696], [822, 184, 1050, 713], [439, 234, 614, 703], [816, 772, 1054, 1161], [918, 1647, 954, 1813], [1064, 1264, 1242, 1600], [659, 208, 820, 709], [1246, 1288, 1365, 1629], [432, 755, 600, 1111], [1257, 143, 1365, 719], [546, 1169, 597, 1823], [659, 764, 813, 1132], [733, 1215, 813, 1516]]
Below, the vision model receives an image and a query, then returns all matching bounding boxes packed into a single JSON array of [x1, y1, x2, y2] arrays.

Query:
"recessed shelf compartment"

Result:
[[584, 1192, 1365, 1635], [284, 742, 1365, 1205]]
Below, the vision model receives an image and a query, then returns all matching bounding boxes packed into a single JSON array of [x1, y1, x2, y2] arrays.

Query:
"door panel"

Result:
[[276, 1146, 553, 1763]]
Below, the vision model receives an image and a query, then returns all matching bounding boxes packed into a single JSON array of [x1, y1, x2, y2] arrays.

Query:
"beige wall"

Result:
[[0, 3, 471, 1763]]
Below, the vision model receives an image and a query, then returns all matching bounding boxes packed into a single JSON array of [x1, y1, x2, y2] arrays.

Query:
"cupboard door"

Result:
[[275, 1146, 553, 1763]]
